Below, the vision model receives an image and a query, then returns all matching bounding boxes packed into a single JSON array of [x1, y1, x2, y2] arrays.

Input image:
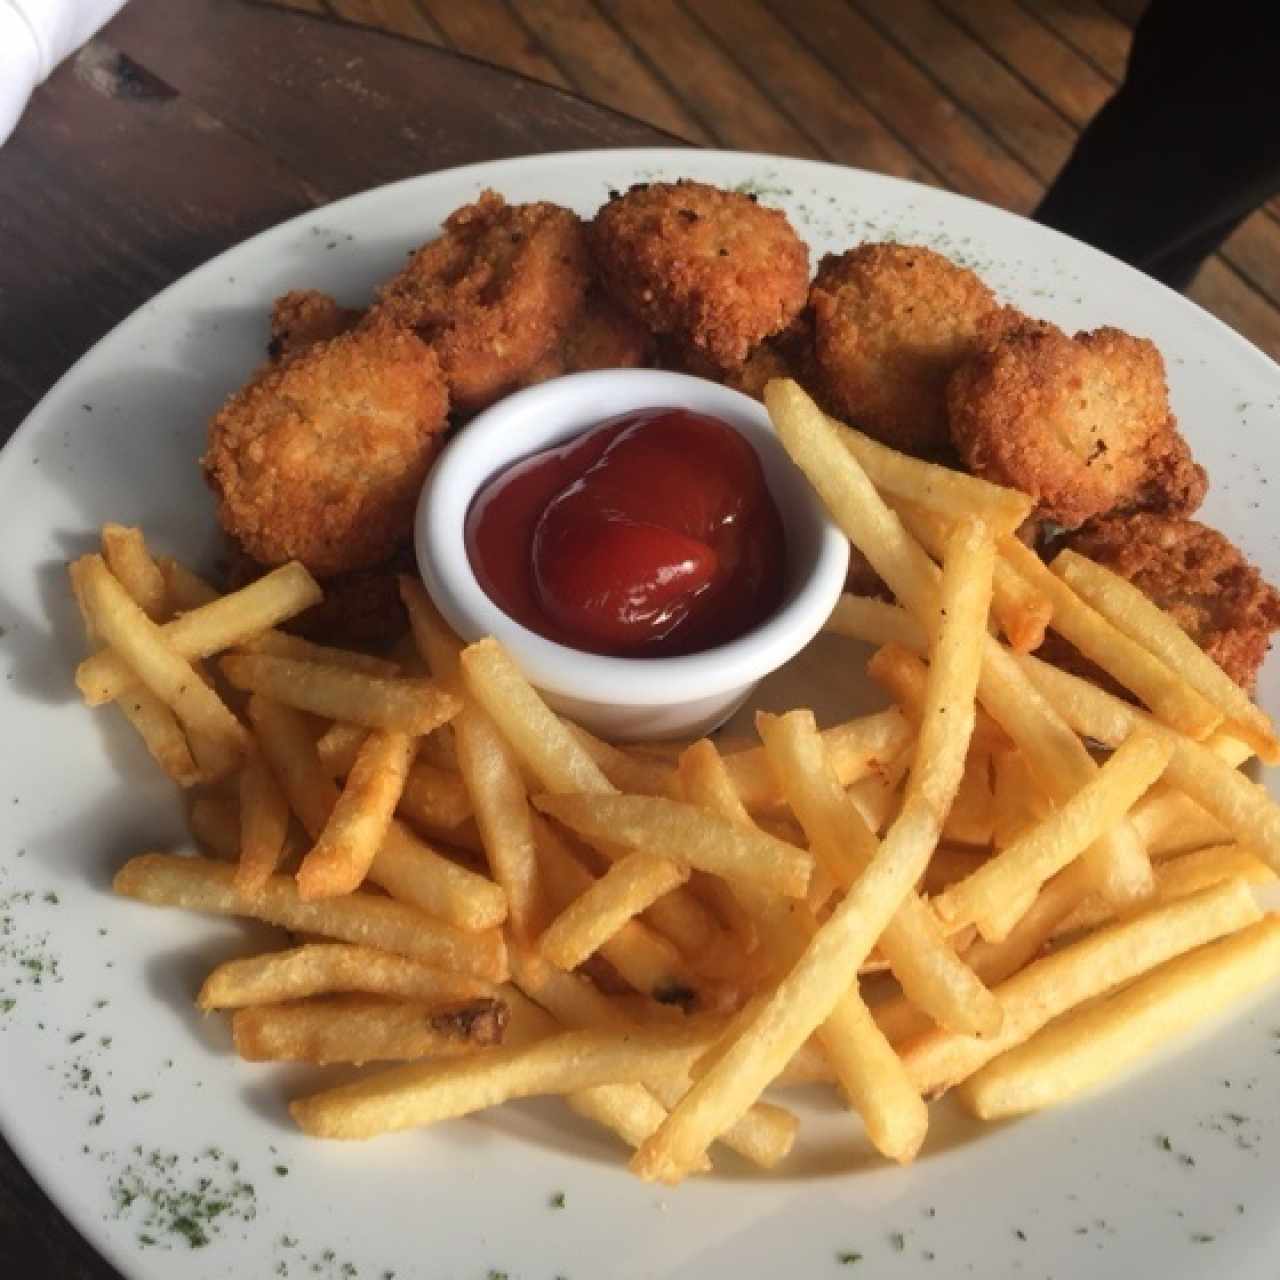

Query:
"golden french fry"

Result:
[[399, 574, 464, 686], [540, 853, 690, 971], [902, 878, 1260, 1095], [941, 746, 995, 849], [824, 404, 1032, 537], [888, 498, 1049, 652], [723, 709, 913, 814], [297, 730, 416, 900], [957, 916, 1280, 1119], [757, 708, 1000, 1037], [1053, 844, 1276, 937], [825, 593, 928, 651], [935, 732, 1173, 939], [684, 870, 759, 955], [114, 853, 507, 978], [455, 703, 543, 943], [236, 747, 291, 894], [460, 637, 615, 795], [249, 695, 505, 931], [846, 742, 912, 836], [631, 797, 941, 1183], [76, 562, 322, 706], [1131, 784, 1232, 859], [1014, 653, 1280, 873], [1001, 537, 1221, 740], [533, 793, 813, 899], [101, 524, 168, 620], [198, 942, 499, 1009], [75, 555, 249, 762], [156, 556, 221, 610], [865, 644, 1009, 757], [222, 654, 460, 736], [290, 1024, 715, 1140], [1054, 548, 1280, 763], [240, 629, 400, 677], [990, 747, 1052, 852], [68, 558, 203, 786], [565, 722, 677, 797], [232, 994, 508, 1064]]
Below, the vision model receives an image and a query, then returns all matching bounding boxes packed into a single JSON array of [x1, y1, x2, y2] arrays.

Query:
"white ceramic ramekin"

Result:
[[414, 370, 849, 740]]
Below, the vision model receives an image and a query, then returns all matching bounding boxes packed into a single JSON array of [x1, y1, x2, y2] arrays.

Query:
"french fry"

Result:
[[540, 853, 690, 971], [188, 790, 242, 862], [1001, 537, 1221, 739], [156, 556, 221, 610], [758, 708, 1000, 1037], [1054, 548, 1280, 763], [957, 916, 1280, 1119], [901, 878, 1260, 1096], [1130, 785, 1232, 859], [825, 593, 928, 651], [533, 793, 813, 899], [240, 630, 401, 677], [888, 498, 1049, 652], [677, 736, 927, 1161], [631, 797, 941, 1183], [198, 942, 499, 1009], [314, 722, 368, 776], [865, 645, 1009, 757], [290, 1024, 717, 1140], [990, 747, 1052, 852], [75, 555, 249, 763], [455, 703, 543, 944], [846, 742, 912, 836], [222, 654, 460, 736], [1014, 653, 1280, 872], [296, 730, 416, 900], [942, 747, 995, 849], [722, 709, 913, 813], [399, 574, 464, 687], [934, 732, 1173, 940], [68, 558, 203, 787], [113, 854, 507, 978], [248, 695, 505, 931], [76, 562, 322, 706], [684, 870, 759, 955], [236, 748, 291, 894], [233, 994, 508, 1064], [565, 722, 677, 797], [101, 524, 168, 621], [460, 637, 615, 795], [824, 404, 1033, 537], [1053, 844, 1276, 937]]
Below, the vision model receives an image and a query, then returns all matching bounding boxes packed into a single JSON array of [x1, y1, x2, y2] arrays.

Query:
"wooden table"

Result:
[[0, 2, 673, 1273]]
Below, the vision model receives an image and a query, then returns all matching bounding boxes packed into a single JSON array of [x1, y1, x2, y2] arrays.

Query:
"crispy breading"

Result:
[[810, 243, 1017, 458], [1065, 514, 1280, 691], [268, 290, 360, 361], [369, 190, 588, 412], [519, 287, 654, 390], [203, 323, 448, 578], [590, 180, 809, 370], [947, 322, 1207, 527], [668, 311, 817, 402]]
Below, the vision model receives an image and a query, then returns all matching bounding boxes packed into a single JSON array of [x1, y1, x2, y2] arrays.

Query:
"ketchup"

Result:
[[465, 408, 787, 657]]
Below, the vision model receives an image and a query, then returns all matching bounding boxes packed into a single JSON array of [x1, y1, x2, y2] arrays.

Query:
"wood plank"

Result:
[[1189, 257, 1280, 364], [255, 0, 328, 13], [685, 0, 940, 184], [1018, 0, 1131, 81], [1097, 0, 1148, 26], [1219, 212, 1280, 312], [508, 0, 711, 143], [853, 0, 1075, 184], [324, 0, 446, 44], [102, 3, 679, 201], [596, 0, 822, 157], [762, 0, 1041, 211], [934, 0, 1113, 127], [417, 0, 574, 90]]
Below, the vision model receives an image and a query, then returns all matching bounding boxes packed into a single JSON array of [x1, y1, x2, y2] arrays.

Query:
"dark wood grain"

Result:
[[0, 3, 674, 1274]]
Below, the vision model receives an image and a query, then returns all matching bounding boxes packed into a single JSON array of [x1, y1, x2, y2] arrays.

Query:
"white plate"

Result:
[[3, 149, 1280, 1280]]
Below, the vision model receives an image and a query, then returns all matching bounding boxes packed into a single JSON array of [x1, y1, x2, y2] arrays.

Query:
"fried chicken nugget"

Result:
[[1065, 514, 1280, 691], [203, 322, 448, 578], [519, 287, 655, 389], [591, 180, 809, 370], [947, 322, 1207, 527], [370, 190, 589, 412], [810, 243, 1016, 458], [268, 290, 360, 361]]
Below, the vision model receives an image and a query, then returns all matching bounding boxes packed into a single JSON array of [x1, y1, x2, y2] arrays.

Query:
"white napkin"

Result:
[[1, 0, 129, 146]]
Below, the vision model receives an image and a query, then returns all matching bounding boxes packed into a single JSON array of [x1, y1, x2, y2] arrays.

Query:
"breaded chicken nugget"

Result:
[[204, 323, 448, 578], [1066, 514, 1280, 691], [810, 243, 1016, 458], [370, 190, 588, 412], [668, 311, 817, 402], [591, 180, 809, 370], [516, 288, 654, 391], [268, 290, 360, 361], [947, 322, 1206, 528]]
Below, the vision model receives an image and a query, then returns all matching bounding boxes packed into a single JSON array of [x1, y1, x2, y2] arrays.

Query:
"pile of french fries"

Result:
[[69, 378, 1280, 1186]]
